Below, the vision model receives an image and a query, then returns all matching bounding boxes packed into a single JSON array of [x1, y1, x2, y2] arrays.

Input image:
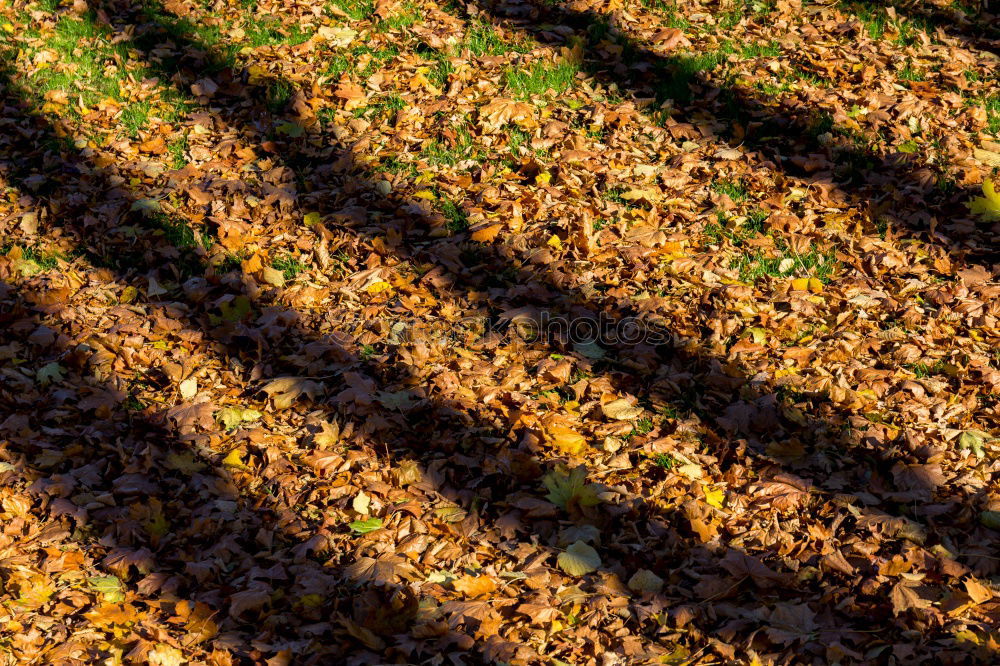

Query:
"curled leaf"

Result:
[[349, 517, 384, 534]]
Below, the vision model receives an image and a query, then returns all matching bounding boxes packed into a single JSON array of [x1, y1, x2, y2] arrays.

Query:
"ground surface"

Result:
[[1, 0, 1000, 663]]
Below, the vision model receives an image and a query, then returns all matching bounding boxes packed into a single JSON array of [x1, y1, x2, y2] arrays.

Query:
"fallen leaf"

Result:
[[557, 541, 601, 576]]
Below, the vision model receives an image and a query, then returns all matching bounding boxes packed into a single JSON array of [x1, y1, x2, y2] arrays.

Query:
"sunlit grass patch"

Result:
[[26, 13, 132, 109], [422, 119, 482, 166], [327, 0, 375, 21], [506, 60, 580, 99], [985, 95, 1000, 135], [376, 3, 421, 31], [243, 15, 312, 47], [739, 40, 781, 59], [463, 21, 532, 57], [120, 101, 151, 137], [272, 254, 308, 280], [711, 178, 750, 202], [168, 136, 189, 169], [731, 244, 838, 284], [897, 61, 925, 82], [840, 0, 929, 45], [639, 0, 691, 29]]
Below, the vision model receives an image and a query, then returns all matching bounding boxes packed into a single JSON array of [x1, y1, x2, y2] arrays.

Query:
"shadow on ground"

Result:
[[1, 0, 999, 662]]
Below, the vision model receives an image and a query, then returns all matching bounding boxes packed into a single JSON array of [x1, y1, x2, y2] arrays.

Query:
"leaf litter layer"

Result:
[[1, 0, 1000, 663]]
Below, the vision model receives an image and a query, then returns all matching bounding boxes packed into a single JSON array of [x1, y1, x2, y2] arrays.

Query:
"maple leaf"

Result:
[[542, 465, 602, 512], [719, 549, 788, 588], [890, 579, 934, 615], [453, 574, 498, 599], [478, 97, 537, 133], [543, 422, 588, 456], [968, 181, 1000, 221], [261, 376, 322, 409], [165, 399, 216, 431], [764, 603, 818, 645]]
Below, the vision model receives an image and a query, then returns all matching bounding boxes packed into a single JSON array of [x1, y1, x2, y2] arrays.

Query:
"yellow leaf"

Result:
[[535, 171, 552, 185], [148, 643, 185, 666], [241, 253, 264, 273], [544, 424, 587, 455], [452, 574, 498, 598], [299, 593, 324, 608], [365, 280, 393, 295], [547, 235, 563, 251], [16, 576, 55, 609], [703, 485, 726, 509], [303, 211, 321, 226], [790, 278, 810, 291], [969, 181, 1000, 221], [222, 448, 249, 470], [247, 65, 268, 85], [413, 189, 436, 200], [807, 277, 824, 293]]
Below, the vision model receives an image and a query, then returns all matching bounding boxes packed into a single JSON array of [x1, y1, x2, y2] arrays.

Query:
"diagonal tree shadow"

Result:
[[844, 0, 999, 56], [2, 0, 1000, 662]]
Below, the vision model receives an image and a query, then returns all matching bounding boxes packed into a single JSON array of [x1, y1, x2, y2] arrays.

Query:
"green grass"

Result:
[[840, 0, 929, 45], [739, 41, 781, 59], [353, 93, 406, 119], [731, 245, 838, 284], [640, 0, 691, 29], [652, 453, 679, 469], [327, 0, 374, 20], [243, 16, 312, 47], [377, 4, 421, 31], [0, 244, 62, 270], [343, 44, 401, 79], [422, 120, 481, 166], [440, 197, 469, 232], [506, 60, 580, 99], [120, 102, 151, 137], [463, 21, 532, 56], [631, 418, 655, 436], [26, 13, 131, 110], [703, 209, 767, 246], [272, 254, 308, 280], [711, 178, 750, 202], [985, 95, 1000, 135], [168, 136, 189, 169], [898, 62, 925, 82], [651, 48, 733, 105], [266, 79, 295, 113]]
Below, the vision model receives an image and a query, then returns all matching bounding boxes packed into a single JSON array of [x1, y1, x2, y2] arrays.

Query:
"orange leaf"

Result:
[[470, 224, 503, 243], [453, 574, 498, 599]]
